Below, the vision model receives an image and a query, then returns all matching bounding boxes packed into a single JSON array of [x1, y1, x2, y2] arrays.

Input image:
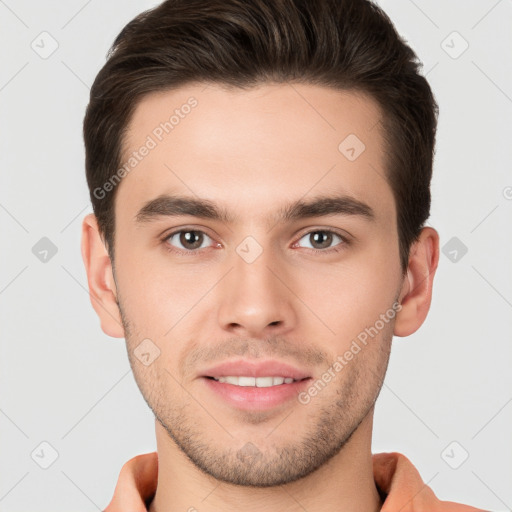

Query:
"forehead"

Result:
[[117, 82, 395, 227]]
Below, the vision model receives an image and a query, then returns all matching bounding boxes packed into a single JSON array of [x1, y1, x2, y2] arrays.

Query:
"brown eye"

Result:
[[297, 230, 346, 251], [310, 231, 333, 249], [166, 230, 211, 251]]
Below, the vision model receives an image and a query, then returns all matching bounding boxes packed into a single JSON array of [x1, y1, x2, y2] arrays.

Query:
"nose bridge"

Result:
[[216, 236, 295, 335]]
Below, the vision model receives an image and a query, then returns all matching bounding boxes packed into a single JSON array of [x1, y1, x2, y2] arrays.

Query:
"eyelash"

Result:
[[161, 227, 350, 256]]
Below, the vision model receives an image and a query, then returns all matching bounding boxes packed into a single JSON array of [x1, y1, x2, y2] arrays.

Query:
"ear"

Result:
[[81, 213, 125, 338], [394, 227, 439, 337]]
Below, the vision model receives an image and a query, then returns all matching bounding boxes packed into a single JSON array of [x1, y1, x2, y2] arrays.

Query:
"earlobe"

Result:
[[394, 227, 440, 337], [81, 213, 125, 338]]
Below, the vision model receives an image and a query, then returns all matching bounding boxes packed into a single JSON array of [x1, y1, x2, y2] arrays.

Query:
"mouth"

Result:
[[201, 375, 312, 411], [199, 359, 313, 411], [205, 375, 309, 387], [199, 358, 311, 381]]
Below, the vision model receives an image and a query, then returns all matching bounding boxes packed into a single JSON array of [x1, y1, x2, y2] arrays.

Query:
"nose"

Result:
[[216, 243, 297, 338]]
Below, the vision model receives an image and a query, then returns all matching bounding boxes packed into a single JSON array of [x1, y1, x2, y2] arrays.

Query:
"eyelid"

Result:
[[295, 226, 351, 241]]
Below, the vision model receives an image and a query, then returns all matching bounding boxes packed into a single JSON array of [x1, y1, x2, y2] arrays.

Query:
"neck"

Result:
[[148, 412, 382, 512]]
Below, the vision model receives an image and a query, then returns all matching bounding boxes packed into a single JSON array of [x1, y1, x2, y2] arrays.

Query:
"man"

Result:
[[81, 0, 484, 510]]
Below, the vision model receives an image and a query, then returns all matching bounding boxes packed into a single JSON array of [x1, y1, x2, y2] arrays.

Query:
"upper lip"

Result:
[[201, 359, 311, 380]]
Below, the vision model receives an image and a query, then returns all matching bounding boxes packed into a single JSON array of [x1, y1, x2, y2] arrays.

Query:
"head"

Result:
[[82, 0, 439, 487]]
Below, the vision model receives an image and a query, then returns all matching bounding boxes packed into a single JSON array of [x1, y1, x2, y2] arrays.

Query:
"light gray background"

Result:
[[1, 1, 511, 511]]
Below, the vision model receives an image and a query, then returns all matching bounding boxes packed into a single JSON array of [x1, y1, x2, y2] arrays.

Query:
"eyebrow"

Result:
[[135, 193, 375, 226]]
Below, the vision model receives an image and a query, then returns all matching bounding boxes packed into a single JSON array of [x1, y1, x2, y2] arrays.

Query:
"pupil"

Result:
[[312, 231, 331, 249], [181, 231, 202, 249]]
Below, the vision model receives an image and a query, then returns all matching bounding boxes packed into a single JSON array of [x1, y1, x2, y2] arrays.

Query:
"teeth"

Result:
[[213, 376, 297, 387]]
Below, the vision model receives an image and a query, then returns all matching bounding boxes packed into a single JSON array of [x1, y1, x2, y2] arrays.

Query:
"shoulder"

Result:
[[372, 451, 486, 512]]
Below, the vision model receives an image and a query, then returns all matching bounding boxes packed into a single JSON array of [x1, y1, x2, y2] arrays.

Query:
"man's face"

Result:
[[112, 83, 405, 486]]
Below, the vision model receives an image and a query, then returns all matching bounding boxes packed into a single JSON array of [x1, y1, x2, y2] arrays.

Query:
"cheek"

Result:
[[291, 250, 401, 344], [116, 250, 207, 330], [115, 256, 217, 379]]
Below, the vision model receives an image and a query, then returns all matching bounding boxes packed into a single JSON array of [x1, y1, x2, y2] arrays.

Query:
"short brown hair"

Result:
[[83, 0, 438, 271]]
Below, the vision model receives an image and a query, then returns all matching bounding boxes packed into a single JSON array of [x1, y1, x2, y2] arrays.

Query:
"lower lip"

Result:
[[202, 377, 311, 411]]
